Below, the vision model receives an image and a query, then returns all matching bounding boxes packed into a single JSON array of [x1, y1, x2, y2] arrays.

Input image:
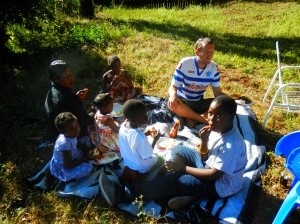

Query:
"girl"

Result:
[[101, 55, 142, 102], [50, 112, 95, 182], [89, 93, 120, 152]]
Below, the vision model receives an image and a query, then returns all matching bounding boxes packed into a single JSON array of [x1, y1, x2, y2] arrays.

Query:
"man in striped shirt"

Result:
[[168, 37, 225, 128]]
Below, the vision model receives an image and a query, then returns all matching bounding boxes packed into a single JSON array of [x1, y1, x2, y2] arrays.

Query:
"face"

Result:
[[62, 120, 80, 138], [111, 61, 121, 75], [102, 100, 114, 114], [207, 101, 232, 134], [196, 43, 214, 65], [57, 68, 75, 90]]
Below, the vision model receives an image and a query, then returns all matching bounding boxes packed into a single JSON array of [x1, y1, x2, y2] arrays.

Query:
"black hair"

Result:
[[195, 37, 214, 50], [122, 99, 147, 121], [107, 55, 120, 68], [212, 95, 237, 118], [92, 93, 113, 109], [48, 60, 70, 82], [54, 112, 77, 132]]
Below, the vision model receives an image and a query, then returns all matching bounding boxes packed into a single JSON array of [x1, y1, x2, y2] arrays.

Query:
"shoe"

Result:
[[168, 196, 197, 210], [99, 173, 118, 206]]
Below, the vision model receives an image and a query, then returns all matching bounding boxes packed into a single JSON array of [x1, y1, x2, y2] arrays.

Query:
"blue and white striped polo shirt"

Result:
[[171, 56, 220, 101]]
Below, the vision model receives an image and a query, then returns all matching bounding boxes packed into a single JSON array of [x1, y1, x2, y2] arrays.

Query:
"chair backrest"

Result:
[[275, 131, 300, 157], [286, 147, 300, 181]]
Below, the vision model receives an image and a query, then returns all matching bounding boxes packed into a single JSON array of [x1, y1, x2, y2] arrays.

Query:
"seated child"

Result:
[[99, 99, 162, 206], [99, 95, 247, 207], [88, 93, 120, 153], [50, 112, 96, 182], [101, 55, 142, 102], [45, 60, 93, 142]]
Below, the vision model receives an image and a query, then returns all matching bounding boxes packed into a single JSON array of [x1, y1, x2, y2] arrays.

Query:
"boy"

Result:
[[100, 95, 247, 209], [99, 99, 162, 206]]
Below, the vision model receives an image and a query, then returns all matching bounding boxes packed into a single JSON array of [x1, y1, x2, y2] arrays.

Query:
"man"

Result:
[[168, 37, 224, 127]]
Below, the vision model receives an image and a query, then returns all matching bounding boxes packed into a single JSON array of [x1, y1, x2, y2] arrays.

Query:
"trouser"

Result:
[[132, 145, 219, 201]]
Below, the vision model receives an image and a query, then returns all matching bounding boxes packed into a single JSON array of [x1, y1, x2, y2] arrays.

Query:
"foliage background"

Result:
[[1, 0, 300, 223]]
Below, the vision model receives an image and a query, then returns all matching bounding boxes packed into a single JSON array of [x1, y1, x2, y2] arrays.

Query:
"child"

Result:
[[99, 95, 247, 207], [88, 93, 120, 153], [101, 55, 142, 102], [45, 60, 93, 142], [50, 112, 96, 182]]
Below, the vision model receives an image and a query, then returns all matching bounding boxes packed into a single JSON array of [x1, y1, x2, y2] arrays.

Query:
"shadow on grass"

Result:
[[105, 18, 300, 65]]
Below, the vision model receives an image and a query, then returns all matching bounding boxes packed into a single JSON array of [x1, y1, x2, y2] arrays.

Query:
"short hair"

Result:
[[54, 112, 77, 132], [92, 93, 113, 109], [195, 37, 214, 50], [122, 99, 147, 121], [107, 55, 120, 67], [212, 95, 237, 118], [48, 60, 70, 82]]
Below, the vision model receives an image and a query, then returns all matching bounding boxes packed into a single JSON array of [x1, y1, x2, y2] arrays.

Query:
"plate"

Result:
[[92, 152, 119, 165], [154, 137, 182, 151], [111, 103, 124, 117]]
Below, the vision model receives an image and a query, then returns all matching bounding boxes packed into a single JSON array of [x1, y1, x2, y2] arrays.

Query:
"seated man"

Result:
[[168, 37, 224, 127], [99, 95, 247, 208]]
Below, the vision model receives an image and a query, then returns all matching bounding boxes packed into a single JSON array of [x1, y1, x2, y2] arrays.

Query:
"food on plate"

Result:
[[150, 127, 158, 137], [109, 153, 115, 158], [157, 138, 178, 150], [93, 148, 104, 160]]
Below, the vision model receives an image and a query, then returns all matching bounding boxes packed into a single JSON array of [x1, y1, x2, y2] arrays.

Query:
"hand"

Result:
[[165, 160, 185, 173], [168, 95, 180, 111], [76, 88, 89, 100], [198, 125, 211, 143]]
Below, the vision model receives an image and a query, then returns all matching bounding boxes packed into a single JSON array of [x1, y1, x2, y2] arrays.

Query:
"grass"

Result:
[[1, 1, 300, 223]]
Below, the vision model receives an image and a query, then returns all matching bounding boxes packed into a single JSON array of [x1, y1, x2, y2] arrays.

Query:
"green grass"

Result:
[[1, 1, 300, 223]]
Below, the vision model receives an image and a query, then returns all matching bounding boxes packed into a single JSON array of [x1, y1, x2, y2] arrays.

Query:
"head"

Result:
[[122, 99, 148, 126], [107, 55, 121, 75], [48, 60, 75, 90], [195, 37, 214, 65], [207, 95, 237, 134], [55, 112, 80, 138], [92, 93, 114, 114]]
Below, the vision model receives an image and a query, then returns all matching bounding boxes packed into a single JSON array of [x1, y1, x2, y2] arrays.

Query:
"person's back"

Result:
[[118, 99, 157, 173]]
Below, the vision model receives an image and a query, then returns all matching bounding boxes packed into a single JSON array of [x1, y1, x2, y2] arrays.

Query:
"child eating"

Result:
[[50, 112, 96, 182]]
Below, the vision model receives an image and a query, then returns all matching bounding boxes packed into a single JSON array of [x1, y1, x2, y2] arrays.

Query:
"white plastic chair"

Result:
[[262, 41, 300, 127]]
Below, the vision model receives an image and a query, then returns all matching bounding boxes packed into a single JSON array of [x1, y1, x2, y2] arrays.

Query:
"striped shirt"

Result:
[[171, 56, 220, 101]]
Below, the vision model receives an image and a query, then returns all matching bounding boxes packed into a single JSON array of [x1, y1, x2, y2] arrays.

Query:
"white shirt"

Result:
[[206, 126, 247, 198], [118, 122, 157, 173]]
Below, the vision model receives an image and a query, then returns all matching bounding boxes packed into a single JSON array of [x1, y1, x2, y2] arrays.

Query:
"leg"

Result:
[[170, 145, 204, 169], [169, 99, 208, 124]]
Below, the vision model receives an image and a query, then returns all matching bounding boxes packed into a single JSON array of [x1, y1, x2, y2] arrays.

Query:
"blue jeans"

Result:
[[132, 145, 219, 201]]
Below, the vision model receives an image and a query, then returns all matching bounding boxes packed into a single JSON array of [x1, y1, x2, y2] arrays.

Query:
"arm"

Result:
[[105, 117, 120, 133], [121, 71, 134, 88], [212, 86, 225, 98], [186, 166, 224, 181], [168, 85, 181, 111], [102, 74, 109, 93], [62, 150, 92, 169]]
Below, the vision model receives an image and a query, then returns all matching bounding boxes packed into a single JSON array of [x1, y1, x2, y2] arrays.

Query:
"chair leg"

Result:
[[272, 182, 300, 224]]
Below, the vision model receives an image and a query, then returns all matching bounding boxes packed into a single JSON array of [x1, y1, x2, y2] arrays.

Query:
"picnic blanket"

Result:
[[118, 98, 266, 224], [27, 96, 266, 223]]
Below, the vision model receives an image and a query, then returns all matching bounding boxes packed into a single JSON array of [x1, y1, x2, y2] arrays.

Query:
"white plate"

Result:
[[154, 137, 182, 152], [92, 152, 119, 165], [110, 103, 123, 117]]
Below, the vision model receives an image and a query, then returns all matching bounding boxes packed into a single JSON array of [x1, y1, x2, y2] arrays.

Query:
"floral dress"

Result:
[[50, 134, 93, 182], [89, 111, 120, 153]]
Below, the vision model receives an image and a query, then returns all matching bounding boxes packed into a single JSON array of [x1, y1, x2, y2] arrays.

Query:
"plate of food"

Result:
[[154, 137, 182, 151], [92, 152, 119, 165], [110, 103, 124, 118]]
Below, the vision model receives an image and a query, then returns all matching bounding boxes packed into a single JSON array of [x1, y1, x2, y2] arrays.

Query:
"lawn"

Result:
[[1, 1, 300, 223]]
